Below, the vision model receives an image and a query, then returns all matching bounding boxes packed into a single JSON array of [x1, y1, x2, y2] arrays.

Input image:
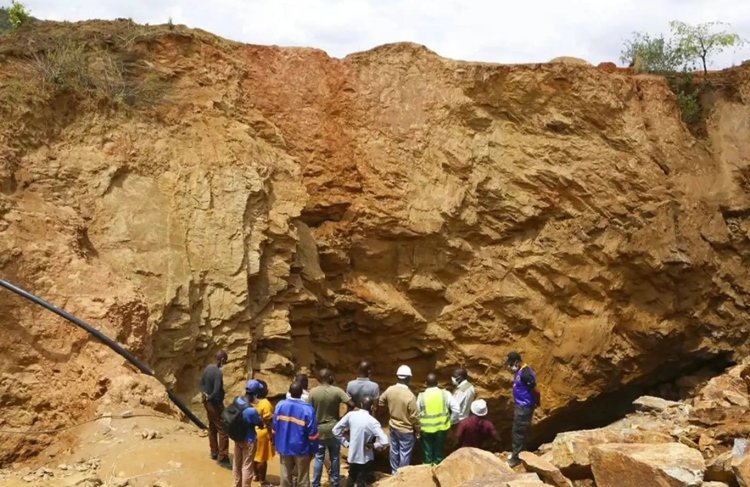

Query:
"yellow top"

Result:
[[254, 398, 275, 462]]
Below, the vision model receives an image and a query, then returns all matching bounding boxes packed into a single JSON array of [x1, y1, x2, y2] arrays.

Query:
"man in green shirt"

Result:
[[309, 368, 356, 487]]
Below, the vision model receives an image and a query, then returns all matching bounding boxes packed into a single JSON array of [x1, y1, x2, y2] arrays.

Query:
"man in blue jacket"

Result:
[[506, 351, 541, 468], [274, 381, 320, 487]]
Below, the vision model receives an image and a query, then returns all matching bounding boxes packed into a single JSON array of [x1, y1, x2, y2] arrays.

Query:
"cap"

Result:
[[470, 399, 488, 417], [506, 351, 522, 366], [245, 379, 262, 393], [396, 365, 412, 378]]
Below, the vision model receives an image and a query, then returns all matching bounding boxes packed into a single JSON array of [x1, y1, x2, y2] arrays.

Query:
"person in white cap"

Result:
[[455, 399, 500, 450], [378, 365, 420, 473]]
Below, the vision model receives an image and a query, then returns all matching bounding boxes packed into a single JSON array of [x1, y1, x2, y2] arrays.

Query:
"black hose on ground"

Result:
[[0, 278, 207, 430]]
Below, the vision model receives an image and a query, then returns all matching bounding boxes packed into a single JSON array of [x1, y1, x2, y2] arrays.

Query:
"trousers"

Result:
[[389, 429, 415, 474], [511, 406, 534, 460], [204, 398, 229, 460], [347, 461, 374, 487], [313, 437, 341, 487], [233, 440, 257, 487], [280, 454, 312, 487], [421, 429, 448, 465]]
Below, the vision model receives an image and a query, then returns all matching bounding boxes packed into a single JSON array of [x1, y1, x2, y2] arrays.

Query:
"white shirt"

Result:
[[333, 410, 388, 465], [450, 380, 476, 424], [286, 389, 310, 403]]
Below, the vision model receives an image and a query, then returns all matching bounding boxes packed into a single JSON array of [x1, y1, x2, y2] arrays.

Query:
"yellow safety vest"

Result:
[[419, 388, 450, 433]]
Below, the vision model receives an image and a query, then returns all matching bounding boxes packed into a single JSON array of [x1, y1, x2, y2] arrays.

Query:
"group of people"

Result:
[[199, 351, 540, 487]]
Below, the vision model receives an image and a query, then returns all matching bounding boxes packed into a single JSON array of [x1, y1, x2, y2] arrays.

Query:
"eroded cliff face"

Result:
[[1, 20, 749, 462]]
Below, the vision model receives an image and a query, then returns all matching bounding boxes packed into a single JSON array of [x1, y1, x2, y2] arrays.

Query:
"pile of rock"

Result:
[[377, 361, 750, 486], [15, 458, 103, 485], [378, 443, 750, 487], [532, 360, 750, 485]]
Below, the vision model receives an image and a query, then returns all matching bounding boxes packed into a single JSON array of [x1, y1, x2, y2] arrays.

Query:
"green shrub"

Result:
[[620, 33, 684, 73], [665, 72, 702, 126], [7, 1, 30, 29], [621, 20, 743, 131], [676, 89, 701, 125]]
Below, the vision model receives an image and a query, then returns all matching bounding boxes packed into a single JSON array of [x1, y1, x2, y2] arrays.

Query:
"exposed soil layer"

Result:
[[1, 20, 750, 463]]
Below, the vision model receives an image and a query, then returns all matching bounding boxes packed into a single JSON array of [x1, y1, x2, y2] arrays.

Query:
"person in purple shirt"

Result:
[[506, 351, 541, 467]]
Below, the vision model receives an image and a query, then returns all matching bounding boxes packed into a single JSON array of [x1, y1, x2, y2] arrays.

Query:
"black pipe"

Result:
[[0, 278, 207, 430]]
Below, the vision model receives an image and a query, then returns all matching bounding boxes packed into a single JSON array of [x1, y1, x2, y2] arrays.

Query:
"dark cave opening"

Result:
[[527, 351, 736, 449]]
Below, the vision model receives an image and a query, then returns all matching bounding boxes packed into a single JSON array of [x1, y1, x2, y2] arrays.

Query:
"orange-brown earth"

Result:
[[1, 19, 749, 466]]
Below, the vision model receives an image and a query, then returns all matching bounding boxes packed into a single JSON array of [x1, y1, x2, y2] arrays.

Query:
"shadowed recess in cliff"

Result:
[[526, 351, 735, 449]]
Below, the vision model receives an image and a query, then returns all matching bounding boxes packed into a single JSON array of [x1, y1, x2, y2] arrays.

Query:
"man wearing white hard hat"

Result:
[[378, 365, 420, 473], [456, 399, 500, 450]]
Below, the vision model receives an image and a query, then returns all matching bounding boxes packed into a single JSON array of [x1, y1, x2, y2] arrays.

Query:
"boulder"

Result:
[[548, 56, 591, 65], [591, 442, 706, 487], [732, 454, 750, 487], [633, 395, 682, 413], [597, 62, 618, 72], [375, 465, 436, 486], [435, 448, 514, 487], [459, 473, 545, 486], [705, 451, 734, 483], [519, 451, 573, 487], [741, 364, 750, 394], [549, 427, 672, 478]]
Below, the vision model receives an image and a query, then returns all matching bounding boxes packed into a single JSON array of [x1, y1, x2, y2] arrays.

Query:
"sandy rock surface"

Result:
[[733, 454, 750, 487], [458, 472, 545, 486], [374, 465, 436, 486], [590, 442, 706, 487], [519, 451, 572, 487], [434, 448, 514, 487]]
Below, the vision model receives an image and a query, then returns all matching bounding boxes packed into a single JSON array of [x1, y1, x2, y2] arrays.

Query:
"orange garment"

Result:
[[253, 398, 275, 462]]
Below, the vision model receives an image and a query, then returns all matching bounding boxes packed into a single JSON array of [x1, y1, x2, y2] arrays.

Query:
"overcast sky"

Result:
[[17, 0, 750, 67]]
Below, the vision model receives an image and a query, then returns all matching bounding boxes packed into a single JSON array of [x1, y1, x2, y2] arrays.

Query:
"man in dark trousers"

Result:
[[333, 396, 388, 487], [309, 368, 356, 487], [199, 350, 229, 465], [506, 351, 541, 468]]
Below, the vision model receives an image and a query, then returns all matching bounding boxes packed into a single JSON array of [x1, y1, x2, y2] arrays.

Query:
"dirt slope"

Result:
[[1, 20, 749, 463]]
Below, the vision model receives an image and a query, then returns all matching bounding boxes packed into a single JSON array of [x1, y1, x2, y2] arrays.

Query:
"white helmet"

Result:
[[470, 399, 488, 417], [396, 365, 412, 378]]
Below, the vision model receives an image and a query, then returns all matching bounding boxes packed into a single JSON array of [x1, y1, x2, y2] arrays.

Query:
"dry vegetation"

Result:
[[28, 42, 167, 106], [0, 19, 188, 108]]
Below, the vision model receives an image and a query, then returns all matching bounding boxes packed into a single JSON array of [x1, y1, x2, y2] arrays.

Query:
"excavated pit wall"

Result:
[[1, 21, 750, 462]]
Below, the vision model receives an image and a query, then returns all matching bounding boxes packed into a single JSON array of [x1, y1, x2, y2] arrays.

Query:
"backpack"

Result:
[[222, 397, 250, 441]]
